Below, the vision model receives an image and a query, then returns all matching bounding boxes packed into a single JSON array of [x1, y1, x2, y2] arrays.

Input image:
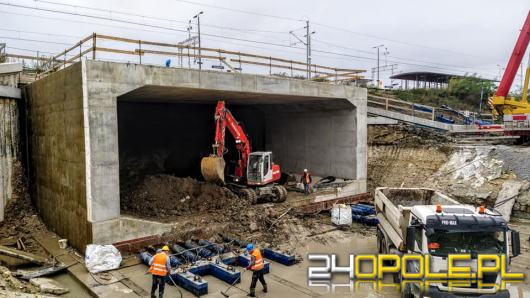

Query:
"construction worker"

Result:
[[149, 245, 171, 298], [245, 243, 267, 297], [301, 169, 312, 195]]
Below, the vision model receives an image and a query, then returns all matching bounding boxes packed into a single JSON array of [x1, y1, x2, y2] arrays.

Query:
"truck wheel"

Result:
[[240, 188, 257, 204], [376, 227, 384, 254], [272, 185, 287, 202]]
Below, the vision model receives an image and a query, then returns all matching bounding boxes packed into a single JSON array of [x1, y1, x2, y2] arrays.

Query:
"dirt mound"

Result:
[[122, 175, 243, 219]]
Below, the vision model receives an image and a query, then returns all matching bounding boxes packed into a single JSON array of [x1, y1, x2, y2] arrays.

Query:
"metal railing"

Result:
[[10, 33, 365, 82]]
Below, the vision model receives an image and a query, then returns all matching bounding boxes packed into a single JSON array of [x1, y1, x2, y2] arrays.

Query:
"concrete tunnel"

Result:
[[25, 60, 367, 251]]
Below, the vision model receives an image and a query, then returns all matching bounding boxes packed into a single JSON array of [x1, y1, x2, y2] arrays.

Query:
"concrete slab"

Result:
[[0, 63, 22, 75], [0, 86, 20, 99], [367, 116, 398, 125]]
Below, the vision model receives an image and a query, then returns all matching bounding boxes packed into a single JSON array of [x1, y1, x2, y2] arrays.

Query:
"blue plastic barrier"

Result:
[[262, 248, 297, 266], [351, 204, 376, 216], [351, 214, 379, 226], [139, 252, 241, 296]]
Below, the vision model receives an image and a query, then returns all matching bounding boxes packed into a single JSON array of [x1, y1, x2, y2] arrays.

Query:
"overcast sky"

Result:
[[2, 0, 529, 89]]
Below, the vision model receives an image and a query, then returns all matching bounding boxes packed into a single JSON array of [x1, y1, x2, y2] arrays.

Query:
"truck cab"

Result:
[[375, 187, 521, 298]]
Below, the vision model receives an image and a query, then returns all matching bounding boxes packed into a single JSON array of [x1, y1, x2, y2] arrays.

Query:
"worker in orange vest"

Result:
[[301, 169, 312, 195], [149, 245, 171, 298], [245, 243, 267, 297]]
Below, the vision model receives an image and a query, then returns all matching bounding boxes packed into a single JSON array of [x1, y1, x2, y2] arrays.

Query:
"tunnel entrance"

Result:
[[117, 101, 269, 192], [116, 85, 357, 219]]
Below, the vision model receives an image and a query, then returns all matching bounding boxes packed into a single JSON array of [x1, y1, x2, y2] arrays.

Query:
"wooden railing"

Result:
[[368, 94, 496, 125], [368, 94, 436, 121], [9, 33, 364, 82]]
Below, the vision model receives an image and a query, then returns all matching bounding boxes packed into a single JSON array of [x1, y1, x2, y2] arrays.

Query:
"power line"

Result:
[[312, 21, 502, 62], [0, 9, 186, 37], [0, 3, 295, 49], [173, 0, 300, 22], [313, 38, 498, 73], [173, 0, 501, 63], [0, 27, 81, 39], [0, 36, 72, 46], [1, 2, 497, 77], [6, 46, 57, 55], [25, 0, 289, 35], [1, 2, 191, 34]]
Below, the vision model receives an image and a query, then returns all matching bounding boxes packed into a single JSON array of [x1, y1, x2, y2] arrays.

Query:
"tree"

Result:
[[447, 76, 496, 103]]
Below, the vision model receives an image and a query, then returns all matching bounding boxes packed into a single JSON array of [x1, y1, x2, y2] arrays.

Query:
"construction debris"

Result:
[[29, 278, 69, 295], [13, 264, 68, 280], [0, 245, 48, 265], [0, 265, 39, 294], [494, 181, 524, 221]]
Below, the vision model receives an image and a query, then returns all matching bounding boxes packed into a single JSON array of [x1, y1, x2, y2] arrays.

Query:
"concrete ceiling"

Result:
[[118, 85, 353, 110]]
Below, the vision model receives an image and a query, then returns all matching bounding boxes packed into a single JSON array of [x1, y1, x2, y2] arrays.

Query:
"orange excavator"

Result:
[[200, 100, 287, 203]]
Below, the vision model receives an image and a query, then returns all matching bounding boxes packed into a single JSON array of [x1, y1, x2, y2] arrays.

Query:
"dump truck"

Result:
[[375, 187, 521, 298]]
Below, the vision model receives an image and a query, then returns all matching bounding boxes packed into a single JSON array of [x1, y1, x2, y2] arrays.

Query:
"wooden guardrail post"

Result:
[[385, 98, 389, 110], [92, 33, 96, 60], [138, 40, 142, 65], [431, 108, 435, 121], [411, 103, 414, 116]]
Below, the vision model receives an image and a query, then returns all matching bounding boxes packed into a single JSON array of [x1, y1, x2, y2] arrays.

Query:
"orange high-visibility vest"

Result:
[[304, 173, 310, 184], [250, 249, 264, 271], [149, 253, 168, 276]]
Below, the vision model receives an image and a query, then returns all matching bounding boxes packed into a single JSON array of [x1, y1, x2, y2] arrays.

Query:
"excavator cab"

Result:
[[247, 152, 276, 185]]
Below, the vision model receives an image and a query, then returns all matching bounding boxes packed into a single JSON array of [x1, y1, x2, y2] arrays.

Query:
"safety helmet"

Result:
[[162, 245, 170, 251], [304, 169, 308, 172], [246, 243, 254, 251]]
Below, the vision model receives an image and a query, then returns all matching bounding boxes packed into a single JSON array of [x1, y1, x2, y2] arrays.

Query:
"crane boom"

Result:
[[496, 11, 530, 98]]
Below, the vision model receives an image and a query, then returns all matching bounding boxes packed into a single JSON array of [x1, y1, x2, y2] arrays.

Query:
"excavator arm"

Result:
[[201, 100, 251, 183]]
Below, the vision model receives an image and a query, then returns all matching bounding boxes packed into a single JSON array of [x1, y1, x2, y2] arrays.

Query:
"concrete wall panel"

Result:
[[266, 109, 358, 179], [26, 63, 92, 250]]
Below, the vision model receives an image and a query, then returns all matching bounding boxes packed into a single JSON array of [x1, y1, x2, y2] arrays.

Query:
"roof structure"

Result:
[[390, 71, 494, 83]]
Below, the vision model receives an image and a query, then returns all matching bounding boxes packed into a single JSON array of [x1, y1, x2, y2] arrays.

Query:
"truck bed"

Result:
[[375, 187, 459, 249]]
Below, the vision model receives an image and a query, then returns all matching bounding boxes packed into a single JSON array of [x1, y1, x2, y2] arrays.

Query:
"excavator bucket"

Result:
[[200, 156, 226, 184]]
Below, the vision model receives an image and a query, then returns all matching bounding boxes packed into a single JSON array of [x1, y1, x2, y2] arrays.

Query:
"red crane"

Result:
[[495, 10, 530, 98], [490, 10, 530, 143]]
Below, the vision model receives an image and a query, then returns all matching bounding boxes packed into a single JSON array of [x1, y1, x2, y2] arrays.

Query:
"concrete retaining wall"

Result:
[[25, 63, 92, 250], [0, 98, 19, 222]]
